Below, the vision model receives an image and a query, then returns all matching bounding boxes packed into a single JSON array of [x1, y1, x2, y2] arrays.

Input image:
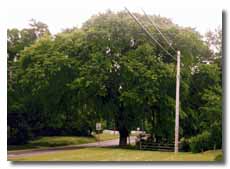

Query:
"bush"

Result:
[[210, 122, 222, 149], [189, 131, 211, 153], [7, 113, 32, 145], [214, 154, 223, 161], [180, 137, 190, 152], [7, 125, 31, 145]]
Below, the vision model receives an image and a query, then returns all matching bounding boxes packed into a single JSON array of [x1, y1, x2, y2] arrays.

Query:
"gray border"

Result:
[[221, 9, 227, 164]]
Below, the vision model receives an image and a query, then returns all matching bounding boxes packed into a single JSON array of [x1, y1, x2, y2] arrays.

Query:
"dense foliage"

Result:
[[7, 11, 222, 150]]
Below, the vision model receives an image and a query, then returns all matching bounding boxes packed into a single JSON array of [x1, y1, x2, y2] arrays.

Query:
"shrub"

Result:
[[214, 154, 223, 161], [180, 137, 190, 152], [210, 122, 222, 150], [7, 113, 32, 145], [189, 131, 211, 153], [7, 125, 31, 145]]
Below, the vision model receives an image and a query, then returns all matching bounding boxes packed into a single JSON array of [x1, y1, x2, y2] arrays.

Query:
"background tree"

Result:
[[7, 19, 50, 61], [205, 27, 222, 59]]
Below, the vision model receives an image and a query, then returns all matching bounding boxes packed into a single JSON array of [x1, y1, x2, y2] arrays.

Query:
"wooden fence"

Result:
[[139, 141, 180, 152]]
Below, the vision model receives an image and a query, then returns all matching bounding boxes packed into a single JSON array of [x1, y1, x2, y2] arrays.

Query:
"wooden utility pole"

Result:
[[174, 50, 181, 153]]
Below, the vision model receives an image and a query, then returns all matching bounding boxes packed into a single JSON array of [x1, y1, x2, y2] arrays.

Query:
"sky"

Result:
[[7, 4, 222, 36]]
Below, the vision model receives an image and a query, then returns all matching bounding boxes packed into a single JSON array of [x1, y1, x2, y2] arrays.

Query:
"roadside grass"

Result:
[[8, 133, 119, 151], [9, 148, 222, 161], [94, 133, 119, 141], [30, 136, 96, 147]]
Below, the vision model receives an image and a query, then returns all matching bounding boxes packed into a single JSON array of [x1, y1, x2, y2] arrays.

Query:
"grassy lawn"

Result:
[[8, 133, 119, 151], [95, 133, 119, 141], [9, 148, 222, 161]]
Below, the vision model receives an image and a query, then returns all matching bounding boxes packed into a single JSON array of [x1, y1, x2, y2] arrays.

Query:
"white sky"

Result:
[[6, 2, 222, 36]]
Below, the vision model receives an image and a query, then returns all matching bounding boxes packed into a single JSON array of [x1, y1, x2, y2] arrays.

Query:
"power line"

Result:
[[124, 7, 176, 61], [141, 9, 177, 53]]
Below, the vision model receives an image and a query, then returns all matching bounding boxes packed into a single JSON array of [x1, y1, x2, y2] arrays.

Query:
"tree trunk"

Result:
[[119, 127, 129, 147], [116, 103, 129, 147]]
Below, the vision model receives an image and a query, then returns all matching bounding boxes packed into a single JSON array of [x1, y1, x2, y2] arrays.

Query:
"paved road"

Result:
[[8, 136, 136, 158]]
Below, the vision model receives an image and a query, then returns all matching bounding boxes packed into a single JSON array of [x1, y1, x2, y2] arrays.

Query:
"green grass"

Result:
[[30, 136, 96, 147], [95, 133, 119, 141], [8, 136, 96, 151], [8, 133, 119, 151], [9, 148, 222, 161]]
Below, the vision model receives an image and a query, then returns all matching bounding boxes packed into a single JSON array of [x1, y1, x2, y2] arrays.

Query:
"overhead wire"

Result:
[[141, 9, 177, 53], [124, 7, 176, 62]]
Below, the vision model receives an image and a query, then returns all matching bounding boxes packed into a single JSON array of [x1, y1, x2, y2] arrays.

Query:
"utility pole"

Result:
[[174, 50, 181, 153]]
